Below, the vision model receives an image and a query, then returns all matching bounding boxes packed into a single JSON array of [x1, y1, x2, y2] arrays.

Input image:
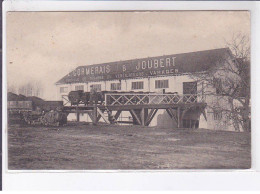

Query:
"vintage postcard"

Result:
[[6, 11, 251, 170]]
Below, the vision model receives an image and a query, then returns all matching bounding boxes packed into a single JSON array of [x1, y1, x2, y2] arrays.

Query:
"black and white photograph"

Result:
[[6, 11, 251, 170]]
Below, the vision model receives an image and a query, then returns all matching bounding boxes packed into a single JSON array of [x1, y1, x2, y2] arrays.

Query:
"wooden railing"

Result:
[[105, 93, 205, 106], [62, 95, 70, 106]]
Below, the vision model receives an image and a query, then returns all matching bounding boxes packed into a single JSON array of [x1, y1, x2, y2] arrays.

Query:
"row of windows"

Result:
[[60, 84, 102, 93], [60, 80, 172, 93], [110, 80, 170, 90], [131, 80, 170, 90]]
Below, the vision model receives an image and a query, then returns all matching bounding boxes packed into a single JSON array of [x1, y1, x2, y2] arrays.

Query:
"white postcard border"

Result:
[[2, 0, 260, 190]]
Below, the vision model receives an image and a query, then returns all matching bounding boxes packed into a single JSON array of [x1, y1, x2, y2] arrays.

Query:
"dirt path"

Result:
[[8, 123, 251, 170]]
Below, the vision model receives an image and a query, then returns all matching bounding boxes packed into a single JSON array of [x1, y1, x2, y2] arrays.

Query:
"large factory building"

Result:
[[56, 48, 237, 131]]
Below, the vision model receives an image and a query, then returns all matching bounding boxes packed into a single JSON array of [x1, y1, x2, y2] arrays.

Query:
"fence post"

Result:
[[76, 107, 80, 122], [177, 107, 181, 128], [141, 108, 148, 126], [93, 105, 98, 125], [105, 93, 107, 106]]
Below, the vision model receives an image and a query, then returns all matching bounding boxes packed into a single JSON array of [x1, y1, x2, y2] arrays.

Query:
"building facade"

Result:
[[56, 48, 238, 131]]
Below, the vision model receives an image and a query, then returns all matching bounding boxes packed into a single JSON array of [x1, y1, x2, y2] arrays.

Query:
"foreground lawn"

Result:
[[8, 123, 251, 170]]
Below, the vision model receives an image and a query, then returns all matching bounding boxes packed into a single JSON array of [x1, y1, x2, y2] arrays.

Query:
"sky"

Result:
[[6, 11, 250, 100]]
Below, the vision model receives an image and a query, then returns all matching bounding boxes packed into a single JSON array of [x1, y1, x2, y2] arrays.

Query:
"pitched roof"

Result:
[[56, 47, 231, 84]]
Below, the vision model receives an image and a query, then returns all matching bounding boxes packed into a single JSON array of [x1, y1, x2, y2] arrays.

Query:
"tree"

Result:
[[7, 84, 17, 93], [225, 33, 250, 132], [17, 81, 44, 98], [190, 33, 250, 132]]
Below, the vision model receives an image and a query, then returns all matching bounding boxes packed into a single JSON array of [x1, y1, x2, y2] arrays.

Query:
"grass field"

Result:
[[8, 122, 251, 170]]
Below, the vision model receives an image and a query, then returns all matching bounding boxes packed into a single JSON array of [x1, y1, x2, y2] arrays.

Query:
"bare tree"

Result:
[[226, 33, 250, 132], [7, 84, 17, 93], [190, 32, 250, 132], [18, 81, 44, 98]]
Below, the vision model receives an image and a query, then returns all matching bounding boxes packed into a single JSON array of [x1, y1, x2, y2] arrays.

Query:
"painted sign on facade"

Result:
[[56, 48, 229, 84], [59, 56, 178, 83]]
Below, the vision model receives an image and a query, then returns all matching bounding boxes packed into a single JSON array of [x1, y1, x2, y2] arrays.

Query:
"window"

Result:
[[213, 110, 222, 120], [90, 84, 101, 91], [213, 78, 222, 94], [183, 82, 197, 94], [131, 81, 144, 90], [60, 87, 68, 93], [155, 80, 169, 89], [75, 85, 84, 91], [111, 83, 121, 91]]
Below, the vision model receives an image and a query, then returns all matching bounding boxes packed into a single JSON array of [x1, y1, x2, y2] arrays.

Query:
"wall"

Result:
[[56, 73, 239, 130]]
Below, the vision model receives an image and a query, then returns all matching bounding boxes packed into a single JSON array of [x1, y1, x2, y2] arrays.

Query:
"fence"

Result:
[[105, 93, 205, 106]]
